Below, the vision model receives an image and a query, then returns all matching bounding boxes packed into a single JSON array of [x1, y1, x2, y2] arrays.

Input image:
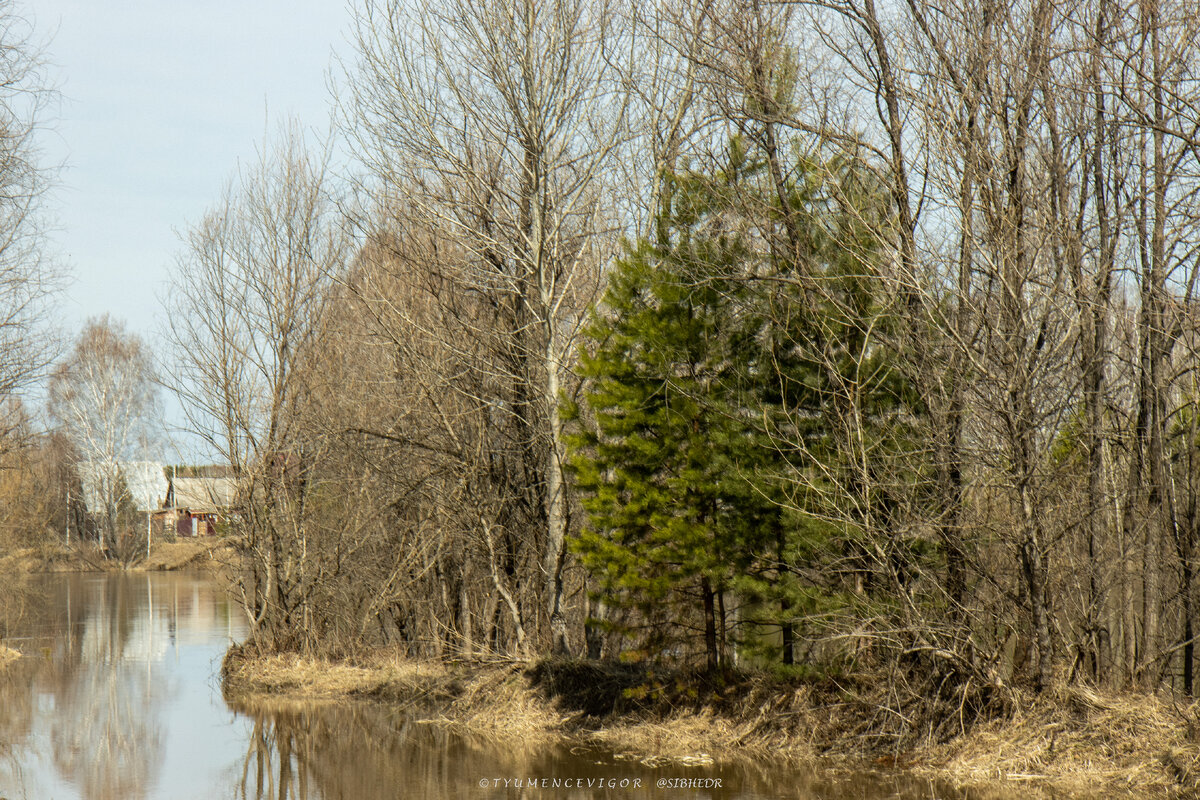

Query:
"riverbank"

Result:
[[0, 540, 232, 574], [0, 645, 19, 670], [140, 539, 232, 571], [221, 648, 1200, 798]]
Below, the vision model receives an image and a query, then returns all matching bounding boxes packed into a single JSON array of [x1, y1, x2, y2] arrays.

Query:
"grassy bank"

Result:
[[139, 539, 232, 571], [0, 644, 19, 670], [0, 539, 232, 574], [910, 684, 1200, 796], [221, 648, 1200, 797], [0, 544, 88, 573]]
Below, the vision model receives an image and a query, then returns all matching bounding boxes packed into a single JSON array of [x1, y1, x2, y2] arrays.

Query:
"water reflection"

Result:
[[47, 578, 166, 799], [0, 572, 243, 800], [226, 695, 980, 800], [0, 572, 1045, 800]]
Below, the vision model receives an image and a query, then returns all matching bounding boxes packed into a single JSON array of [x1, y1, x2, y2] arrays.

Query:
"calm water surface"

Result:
[[0, 572, 1016, 799]]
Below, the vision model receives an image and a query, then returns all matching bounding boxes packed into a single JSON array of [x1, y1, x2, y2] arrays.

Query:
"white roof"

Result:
[[78, 461, 167, 513]]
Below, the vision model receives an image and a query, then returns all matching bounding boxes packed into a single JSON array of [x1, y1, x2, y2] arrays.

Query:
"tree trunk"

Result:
[[702, 577, 717, 672]]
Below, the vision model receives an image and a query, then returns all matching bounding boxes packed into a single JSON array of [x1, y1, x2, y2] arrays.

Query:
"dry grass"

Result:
[[0, 543, 85, 573], [223, 647, 461, 706], [583, 712, 738, 766], [0, 540, 233, 575], [225, 651, 738, 761], [441, 662, 568, 741], [0, 644, 20, 669], [139, 539, 230, 571], [223, 651, 1200, 795], [917, 684, 1200, 796]]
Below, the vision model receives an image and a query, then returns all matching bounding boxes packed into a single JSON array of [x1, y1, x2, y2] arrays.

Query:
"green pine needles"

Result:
[[565, 140, 924, 672]]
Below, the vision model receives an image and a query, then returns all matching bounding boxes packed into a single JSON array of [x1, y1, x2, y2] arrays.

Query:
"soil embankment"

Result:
[[0, 544, 87, 573], [222, 648, 1200, 798], [139, 539, 232, 571], [0, 540, 232, 574]]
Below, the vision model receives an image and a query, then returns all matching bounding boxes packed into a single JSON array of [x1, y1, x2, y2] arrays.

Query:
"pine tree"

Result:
[[729, 154, 917, 668], [564, 163, 758, 668], [566, 143, 917, 670]]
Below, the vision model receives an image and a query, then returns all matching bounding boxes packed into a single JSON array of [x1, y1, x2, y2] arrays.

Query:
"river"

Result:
[[0, 572, 1007, 799]]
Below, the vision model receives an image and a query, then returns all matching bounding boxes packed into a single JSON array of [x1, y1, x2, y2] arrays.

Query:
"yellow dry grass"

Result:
[[437, 662, 566, 742], [224, 650, 454, 701], [0, 644, 20, 669], [0, 544, 83, 573], [918, 684, 1200, 796], [226, 652, 745, 761], [584, 711, 740, 766], [139, 539, 230, 572], [224, 651, 1200, 795], [0, 540, 233, 575], [573, 680, 824, 765]]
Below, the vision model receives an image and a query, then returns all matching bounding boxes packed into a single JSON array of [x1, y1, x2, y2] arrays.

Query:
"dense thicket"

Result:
[[161, 0, 1200, 721]]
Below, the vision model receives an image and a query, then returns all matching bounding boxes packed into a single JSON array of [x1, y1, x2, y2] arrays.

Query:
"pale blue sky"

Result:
[[30, 1, 353, 457], [35, 0, 350, 339]]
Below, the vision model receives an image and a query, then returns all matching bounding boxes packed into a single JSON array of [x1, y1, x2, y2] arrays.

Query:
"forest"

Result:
[[5, 0, 1200, 743]]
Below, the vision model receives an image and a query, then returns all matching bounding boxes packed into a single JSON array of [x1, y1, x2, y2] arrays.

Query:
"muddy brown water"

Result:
[[0, 572, 1040, 799]]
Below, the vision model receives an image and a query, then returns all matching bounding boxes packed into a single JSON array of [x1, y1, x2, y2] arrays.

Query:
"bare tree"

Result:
[[0, 2, 61, 456], [343, 0, 629, 654], [167, 123, 358, 651], [47, 317, 161, 557]]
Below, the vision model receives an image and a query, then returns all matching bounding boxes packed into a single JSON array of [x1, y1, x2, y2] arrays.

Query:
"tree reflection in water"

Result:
[[228, 696, 984, 800], [0, 575, 167, 800], [49, 663, 163, 799], [0, 573, 984, 800], [0, 657, 37, 793], [0, 573, 43, 795], [227, 698, 600, 800], [49, 577, 165, 800], [231, 701, 430, 800]]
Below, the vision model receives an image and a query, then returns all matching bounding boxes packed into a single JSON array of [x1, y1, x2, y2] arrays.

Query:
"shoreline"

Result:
[[0, 645, 19, 670], [0, 540, 231, 574], [221, 648, 1200, 798]]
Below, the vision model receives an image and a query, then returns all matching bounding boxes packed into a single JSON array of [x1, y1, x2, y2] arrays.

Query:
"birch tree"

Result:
[[47, 317, 160, 555]]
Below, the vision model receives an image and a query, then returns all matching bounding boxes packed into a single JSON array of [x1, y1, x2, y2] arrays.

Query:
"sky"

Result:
[[31, 0, 353, 457], [35, 0, 350, 338]]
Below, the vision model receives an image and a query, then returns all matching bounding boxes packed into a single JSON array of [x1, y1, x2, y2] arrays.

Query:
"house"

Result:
[[77, 460, 168, 516], [160, 472, 237, 537], [72, 460, 168, 549]]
